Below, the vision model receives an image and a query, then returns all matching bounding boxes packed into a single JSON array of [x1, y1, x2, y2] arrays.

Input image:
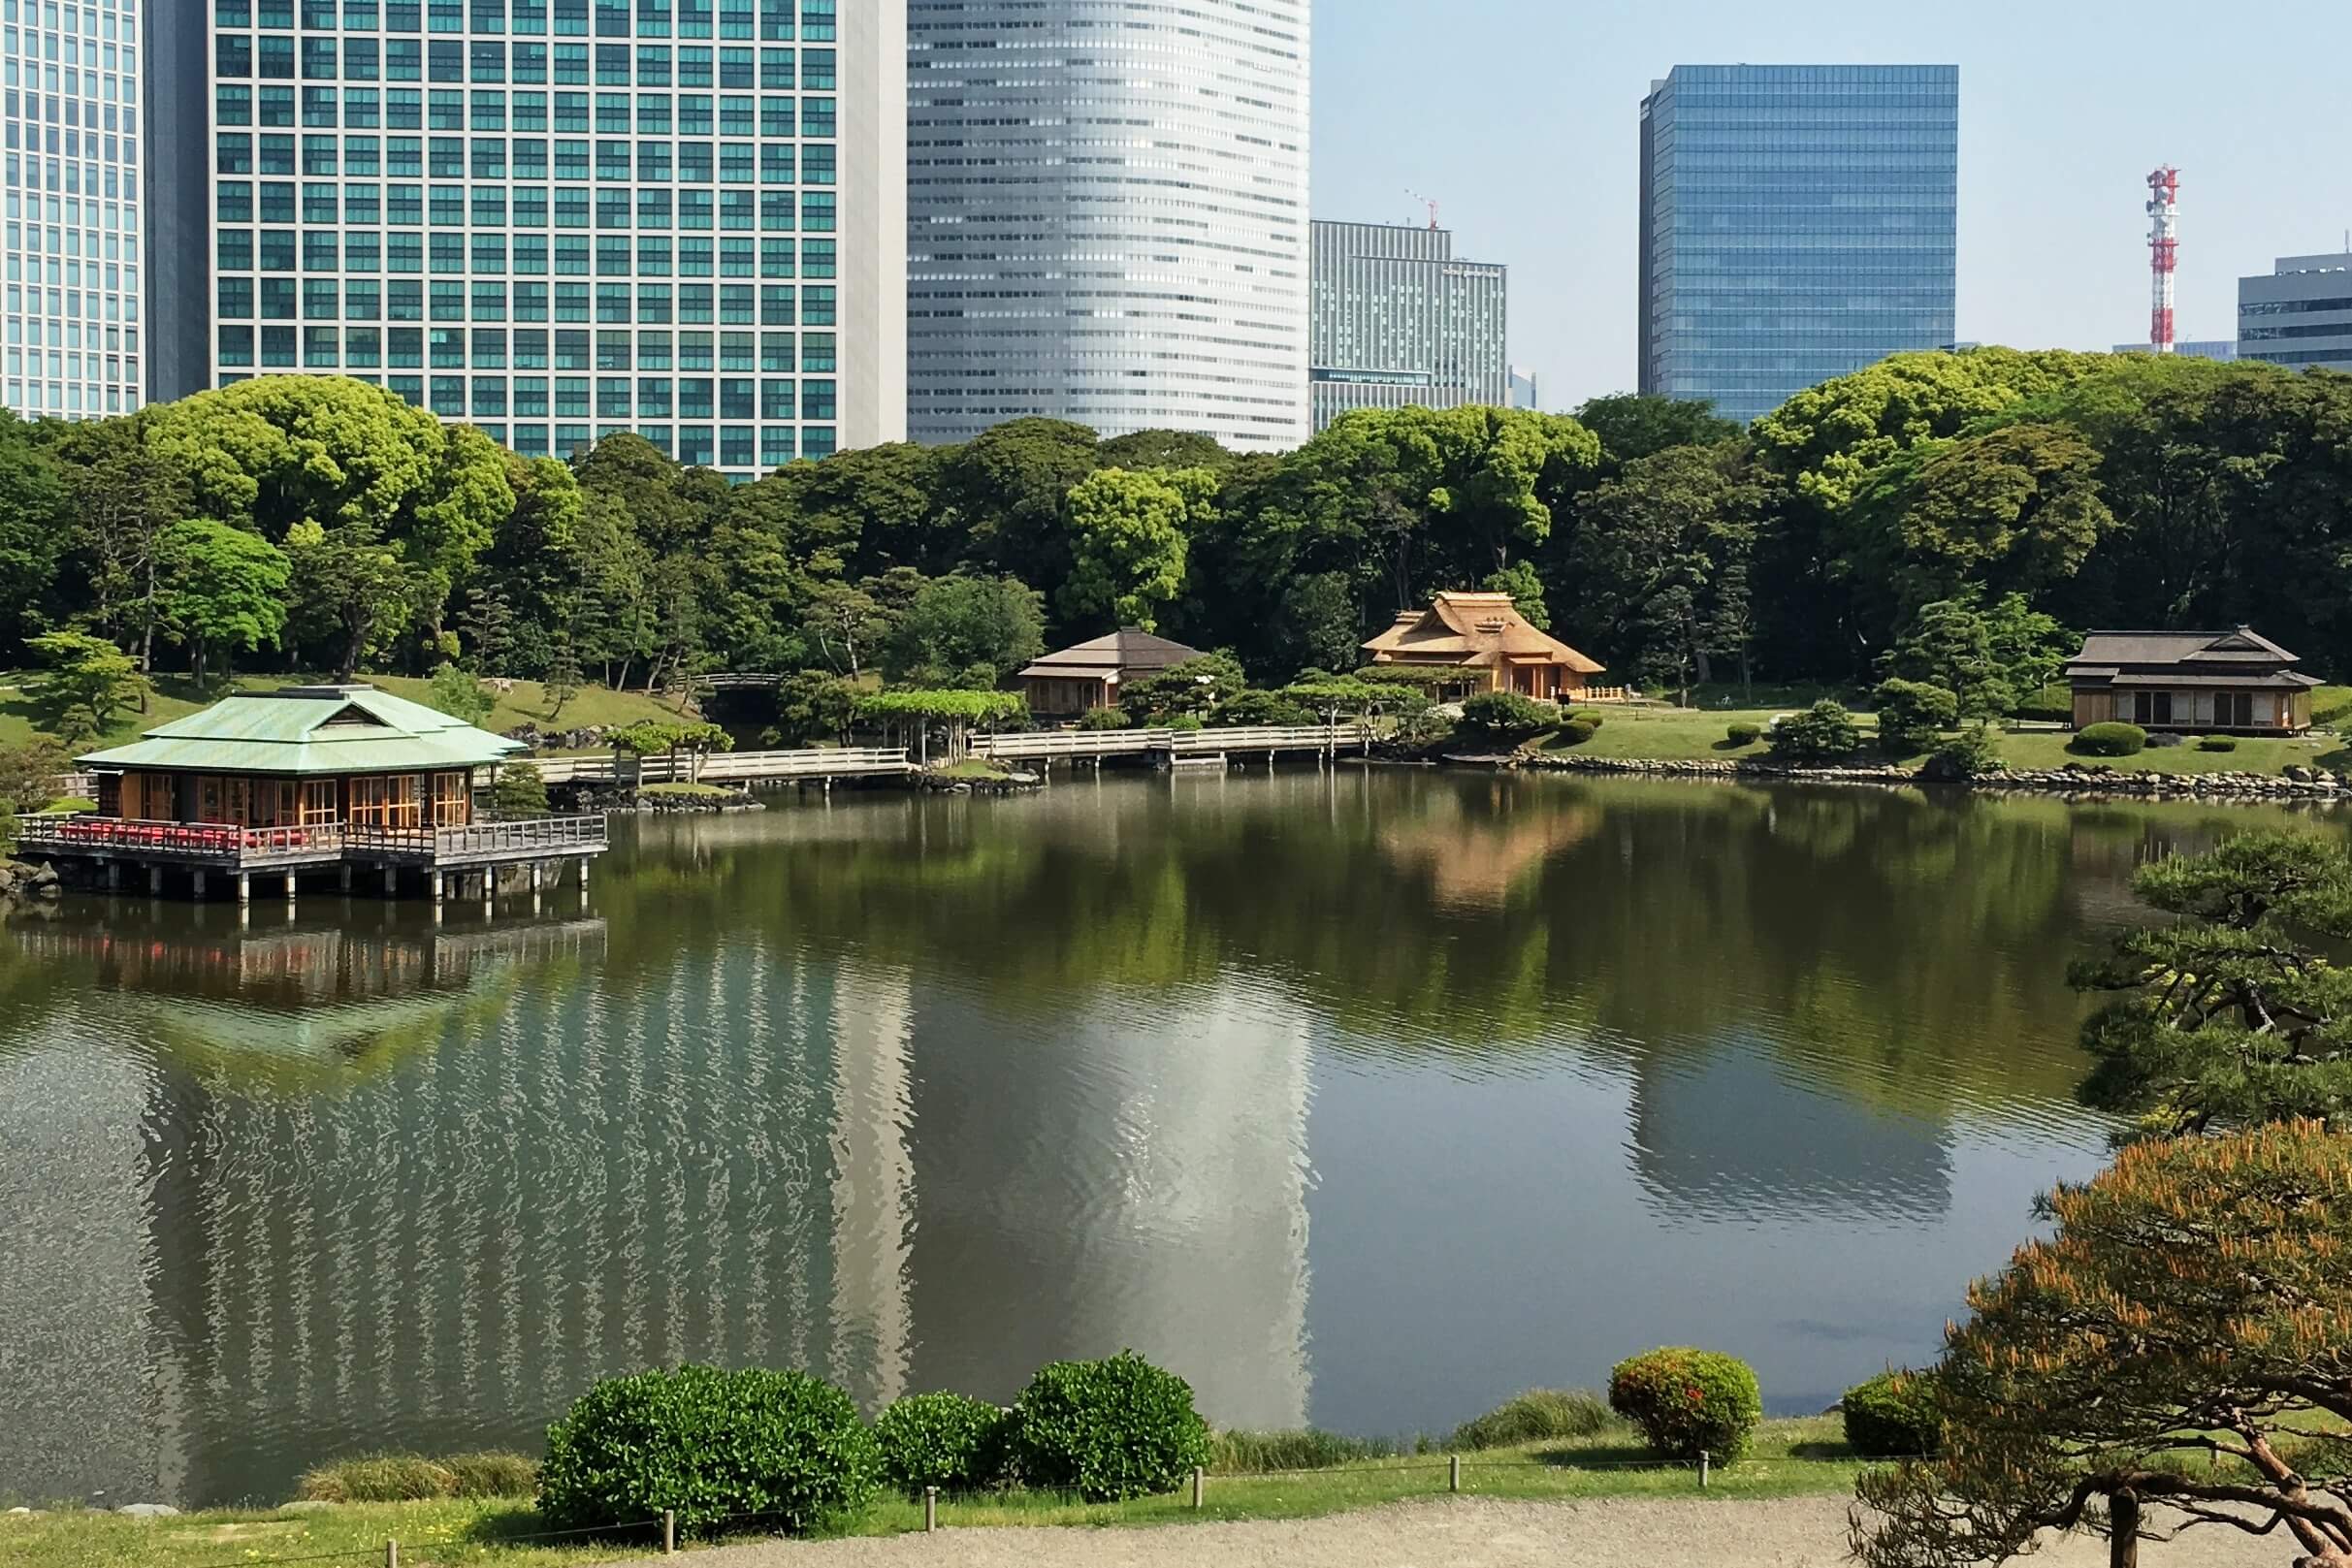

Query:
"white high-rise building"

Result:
[[3, 0, 144, 420], [149, 0, 904, 477], [1308, 219, 1507, 433], [906, 0, 1310, 452]]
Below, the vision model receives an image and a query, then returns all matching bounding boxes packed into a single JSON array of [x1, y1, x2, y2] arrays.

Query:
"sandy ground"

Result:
[[611, 1495, 2287, 1568]]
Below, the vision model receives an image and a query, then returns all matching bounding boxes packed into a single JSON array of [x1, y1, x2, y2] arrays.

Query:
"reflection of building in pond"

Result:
[[1375, 790, 1598, 910], [901, 981, 1311, 1432], [1627, 1043, 1951, 1223]]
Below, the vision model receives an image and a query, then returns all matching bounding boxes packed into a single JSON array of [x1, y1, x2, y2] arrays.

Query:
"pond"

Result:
[[0, 769, 2319, 1506]]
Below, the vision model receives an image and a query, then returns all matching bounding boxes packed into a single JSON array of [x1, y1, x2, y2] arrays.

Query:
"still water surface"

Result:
[[0, 770, 2312, 1505]]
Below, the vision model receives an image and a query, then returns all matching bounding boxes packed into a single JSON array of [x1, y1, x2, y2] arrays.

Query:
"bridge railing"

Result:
[[1168, 724, 1366, 753], [973, 729, 1169, 759], [520, 748, 914, 784], [345, 815, 609, 862], [14, 816, 346, 864]]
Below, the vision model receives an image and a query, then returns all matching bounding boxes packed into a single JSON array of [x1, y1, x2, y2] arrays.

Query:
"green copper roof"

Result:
[[81, 686, 525, 777]]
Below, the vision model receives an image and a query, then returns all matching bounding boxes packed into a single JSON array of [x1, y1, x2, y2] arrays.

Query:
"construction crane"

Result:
[[2146, 167, 2179, 355], [1405, 189, 1439, 231]]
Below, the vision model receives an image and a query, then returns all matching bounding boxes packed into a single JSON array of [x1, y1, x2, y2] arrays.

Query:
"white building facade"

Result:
[[2239, 254, 2352, 373], [1308, 219, 1507, 432], [906, 0, 1309, 452], [149, 0, 903, 476], [3, 0, 144, 420]]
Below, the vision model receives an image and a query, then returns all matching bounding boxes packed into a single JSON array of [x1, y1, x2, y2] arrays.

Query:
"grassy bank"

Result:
[[2, 1419, 1862, 1568], [0, 672, 692, 752], [1525, 702, 2348, 778]]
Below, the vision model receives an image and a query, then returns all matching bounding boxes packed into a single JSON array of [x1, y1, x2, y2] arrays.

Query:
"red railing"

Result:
[[14, 816, 344, 862]]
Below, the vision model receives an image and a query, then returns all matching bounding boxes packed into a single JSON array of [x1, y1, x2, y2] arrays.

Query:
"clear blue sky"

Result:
[[1310, 0, 2352, 410]]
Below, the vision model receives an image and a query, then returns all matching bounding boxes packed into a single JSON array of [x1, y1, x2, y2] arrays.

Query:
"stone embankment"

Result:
[[1479, 752, 2351, 802]]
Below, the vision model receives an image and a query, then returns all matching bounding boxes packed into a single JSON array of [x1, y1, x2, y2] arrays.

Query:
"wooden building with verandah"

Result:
[[16, 684, 607, 904], [1361, 592, 1611, 702], [1017, 628, 1207, 718], [2063, 628, 2320, 735]]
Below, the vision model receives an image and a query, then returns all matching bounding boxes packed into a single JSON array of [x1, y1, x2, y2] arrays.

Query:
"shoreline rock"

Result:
[[1472, 752, 2351, 804]]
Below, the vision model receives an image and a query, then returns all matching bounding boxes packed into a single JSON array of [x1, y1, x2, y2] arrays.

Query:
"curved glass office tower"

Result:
[[907, 0, 1309, 452], [150, 0, 903, 477]]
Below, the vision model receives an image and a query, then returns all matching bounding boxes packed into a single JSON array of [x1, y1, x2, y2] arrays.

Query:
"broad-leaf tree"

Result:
[[1854, 1119, 2352, 1568], [1060, 467, 1213, 631], [157, 520, 292, 685], [22, 630, 145, 744]]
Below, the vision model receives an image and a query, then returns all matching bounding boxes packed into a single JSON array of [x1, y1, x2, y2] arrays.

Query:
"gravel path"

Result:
[[613, 1495, 2283, 1568]]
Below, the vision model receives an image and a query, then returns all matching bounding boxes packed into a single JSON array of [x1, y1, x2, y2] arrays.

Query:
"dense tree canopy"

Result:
[[3, 355, 2351, 716]]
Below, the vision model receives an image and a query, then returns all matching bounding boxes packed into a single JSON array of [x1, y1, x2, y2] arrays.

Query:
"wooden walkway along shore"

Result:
[[530, 747, 917, 786], [974, 723, 1371, 765], [525, 728, 1368, 784]]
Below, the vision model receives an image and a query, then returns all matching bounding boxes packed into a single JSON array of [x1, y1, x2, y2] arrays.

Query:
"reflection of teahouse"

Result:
[[19, 684, 608, 903], [1017, 628, 1206, 718], [2064, 628, 2318, 735], [1361, 591, 1605, 702]]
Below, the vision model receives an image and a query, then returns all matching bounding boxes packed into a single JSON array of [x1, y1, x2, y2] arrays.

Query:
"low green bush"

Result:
[[2073, 721, 2147, 757], [1558, 719, 1597, 747], [1450, 1389, 1614, 1451], [1923, 724, 2004, 781], [540, 1364, 881, 1538], [1767, 701, 1862, 763], [1456, 690, 1555, 744], [1871, 678, 1959, 753], [1725, 721, 1763, 747], [1563, 708, 1605, 729], [2197, 735, 2239, 752], [1208, 1428, 1400, 1472], [1607, 1348, 1763, 1462], [875, 1392, 1013, 1494], [297, 1455, 462, 1503], [1842, 1371, 1942, 1459], [2012, 682, 2075, 722], [1011, 1352, 1211, 1502], [1077, 706, 1132, 730], [1215, 689, 1314, 727]]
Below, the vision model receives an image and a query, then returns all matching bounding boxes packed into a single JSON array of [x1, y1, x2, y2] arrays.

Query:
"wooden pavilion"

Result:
[[17, 684, 606, 903], [1361, 592, 1607, 702], [1017, 628, 1207, 718]]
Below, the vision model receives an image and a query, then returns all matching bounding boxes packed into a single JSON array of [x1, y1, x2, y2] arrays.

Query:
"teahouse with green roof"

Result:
[[21, 685, 606, 903]]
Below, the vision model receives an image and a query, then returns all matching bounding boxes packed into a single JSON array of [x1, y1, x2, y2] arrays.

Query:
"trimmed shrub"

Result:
[[1456, 690, 1556, 744], [1767, 701, 1862, 763], [875, 1392, 1013, 1495], [2198, 735, 2239, 752], [1209, 1428, 1400, 1472], [540, 1364, 881, 1538], [2012, 682, 2074, 723], [491, 761, 549, 819], [1607, 1348, 1764, 1462], [1563, 708, 1606, 730], [1215, 689, 1314, 727], [1450, 1389, 1614, 1452], [1922, 724, 2004, 781], [1077, 706, 1132, 730], [1559, 719, 1597, 747], [1871, 679, 1959, 753], [2073, 721, 2147, 757], [1841, 1371, 1941, 1459], [1725, 721, 1763, 747], [297, 1455, 462, 1503], [1166, 714, 1205, 732], [1010, 1352, 1211, 1501]]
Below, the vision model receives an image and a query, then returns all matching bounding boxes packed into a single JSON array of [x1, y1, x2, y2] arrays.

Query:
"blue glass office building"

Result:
[[1638, 65, 1956, 425]]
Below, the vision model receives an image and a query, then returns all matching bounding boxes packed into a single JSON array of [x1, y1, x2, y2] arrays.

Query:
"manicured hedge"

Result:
[[1726, 721, 1763, 747], [540, 1364, 880, 1538], [2074, 721, 2147, 757], [1010, 1352, 1211, 1501], [1607, 1348, 1763, 1462], [875, 1392, 1013, 1495], [1842, 1371, 1941, 1458]]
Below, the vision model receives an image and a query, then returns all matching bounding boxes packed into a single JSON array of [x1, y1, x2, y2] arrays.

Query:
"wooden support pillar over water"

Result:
[[340, 864, 354, 893], [148, 864, 163, 896], [577, 855, 590, 891], [383, 865, 399, 899], [105, 861, 120, 891], [192, 870, 207, 900], [236, 873, 251, 905]]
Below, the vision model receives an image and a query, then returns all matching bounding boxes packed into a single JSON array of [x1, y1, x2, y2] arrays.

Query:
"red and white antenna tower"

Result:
[[2146, 166, 2180, 354]]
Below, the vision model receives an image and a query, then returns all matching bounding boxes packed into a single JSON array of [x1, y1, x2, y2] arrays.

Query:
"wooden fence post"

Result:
[[1699, 1450, 1711, 1489], [1191, 1467, 1205, 1510], [662, 1509, 675, 1554], [385, 1540, 399, 1568], [1449, 1454, 1461, 1492], [924, 1487, 938, 1532]]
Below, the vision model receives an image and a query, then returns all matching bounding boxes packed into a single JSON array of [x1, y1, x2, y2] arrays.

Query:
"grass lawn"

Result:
[[926, 758, 1015, 781], [639, 782, 740, 800], [1, 1420, 1865, 1567], [0, 672, 692, 752], [1529, 702, 2350, 778]]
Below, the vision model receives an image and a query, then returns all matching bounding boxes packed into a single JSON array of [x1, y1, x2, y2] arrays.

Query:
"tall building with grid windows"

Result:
[[149, 0, 903, 477], [1, 0, 145, 421], [1308, 220, 1506, 432], [1638, 64, 1957, 425], [906, 0, 1310, 453]]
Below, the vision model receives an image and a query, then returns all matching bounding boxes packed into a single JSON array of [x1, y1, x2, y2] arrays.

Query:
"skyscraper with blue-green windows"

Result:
[[1, 0, 146, 421], [149, 0, 903, 476], [1638, 64, 1957, 425]]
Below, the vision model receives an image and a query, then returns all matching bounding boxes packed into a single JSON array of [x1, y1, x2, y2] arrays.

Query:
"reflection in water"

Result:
[[0, 772, 2325, 1505]]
